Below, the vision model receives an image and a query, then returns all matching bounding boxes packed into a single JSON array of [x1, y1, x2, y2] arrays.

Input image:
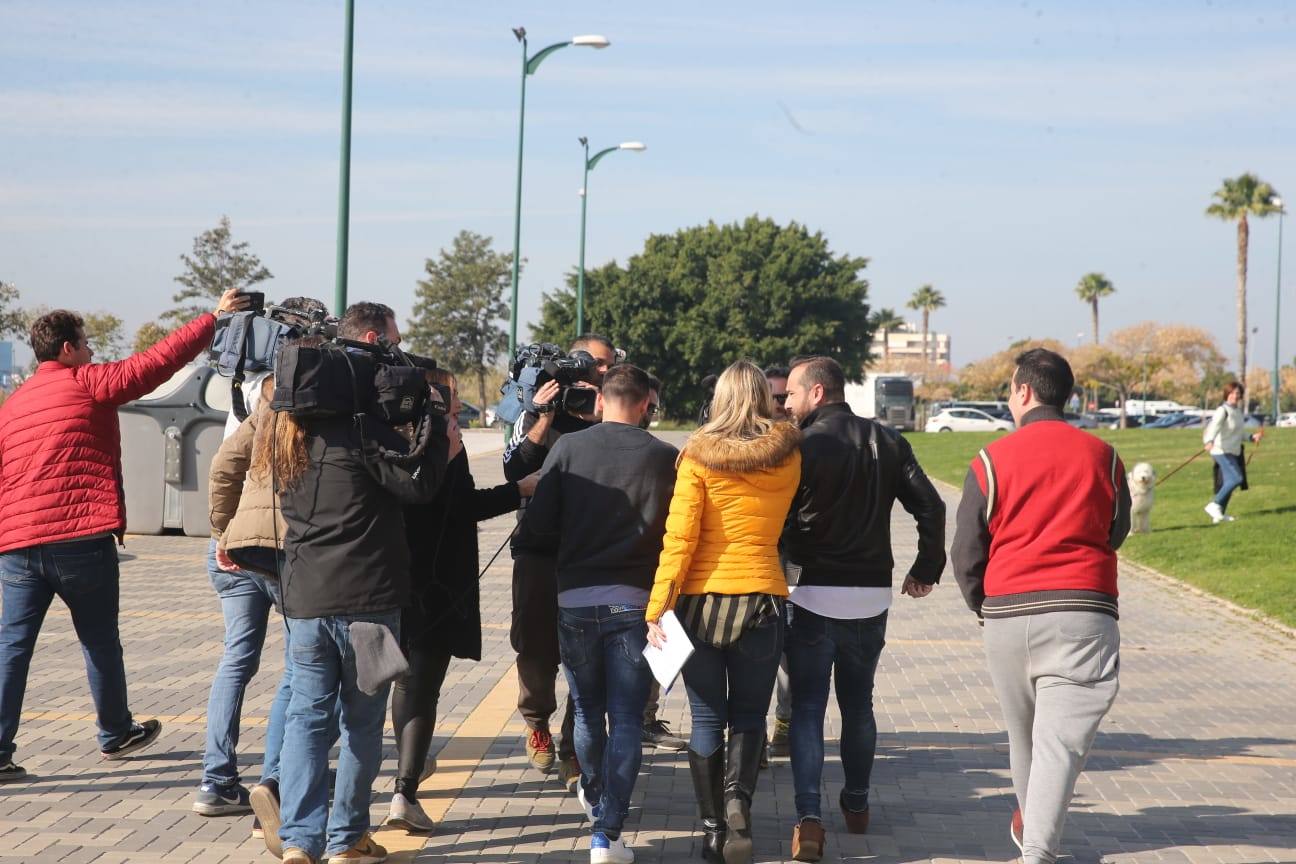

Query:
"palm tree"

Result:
[[869, 307, 906, 364], [906, 285, 946, 367], [1074, 272, 1115, 344], [1206, 173, 1282, 377]]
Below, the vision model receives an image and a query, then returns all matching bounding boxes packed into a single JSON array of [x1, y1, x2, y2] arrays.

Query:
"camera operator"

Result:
[[502, 333, 616, 788], [195, 296, 329, 827], [272, 302, 462, 864], [522, 364, 678, 863]]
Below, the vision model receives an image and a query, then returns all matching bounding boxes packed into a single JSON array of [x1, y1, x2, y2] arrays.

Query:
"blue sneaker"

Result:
[[591, 832, 634, 864], [192, 780, 253, 816]]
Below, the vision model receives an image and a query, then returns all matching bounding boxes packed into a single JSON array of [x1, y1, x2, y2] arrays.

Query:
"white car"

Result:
[[925, 407, 1014, 433], [1278, 412, 1296, 428]]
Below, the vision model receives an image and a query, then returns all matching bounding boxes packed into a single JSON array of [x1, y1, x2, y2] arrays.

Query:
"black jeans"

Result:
[[680, 604, 784, 757], [391, 642, 453, 795]]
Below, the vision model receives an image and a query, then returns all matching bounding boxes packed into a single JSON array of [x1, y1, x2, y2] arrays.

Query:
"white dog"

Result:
[[1128, 462, 1156, 534]]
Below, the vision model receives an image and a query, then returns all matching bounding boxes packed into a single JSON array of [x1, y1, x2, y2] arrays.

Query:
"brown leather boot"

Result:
[[791, 818, 825, 862], [839, 790, 870, 834]]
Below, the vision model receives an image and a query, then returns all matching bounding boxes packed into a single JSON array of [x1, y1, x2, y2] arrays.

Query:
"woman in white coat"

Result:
[[1202, 381, 1261, 523]]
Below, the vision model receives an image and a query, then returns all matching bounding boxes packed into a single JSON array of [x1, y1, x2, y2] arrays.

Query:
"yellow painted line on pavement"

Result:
[[373, 665, 520, 861]]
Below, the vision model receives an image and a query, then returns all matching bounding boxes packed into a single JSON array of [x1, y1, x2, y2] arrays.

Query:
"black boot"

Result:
[[688, 749, 726, 863], [723, 730, 763, 864]]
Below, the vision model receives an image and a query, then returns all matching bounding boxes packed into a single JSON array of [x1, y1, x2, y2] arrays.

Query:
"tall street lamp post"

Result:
[[576, 138, 645, 335], [507, 29, 610, 363], [334, 0, 356, 316], [1273, 198, 1285, 425]]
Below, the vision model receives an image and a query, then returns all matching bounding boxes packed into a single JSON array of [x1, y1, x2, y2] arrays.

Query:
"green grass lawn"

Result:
[[906, 426, 1296, 628]]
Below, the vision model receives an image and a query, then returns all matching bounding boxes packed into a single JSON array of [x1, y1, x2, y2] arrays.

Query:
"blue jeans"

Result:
[[680, 604, 784, 758], [0, 536, 135, 760], [786, 605, 887, 819], [558, 605, 653, 838], [202, 539, 281, 786], [1212, 453, 1244, 510], [278, 611, 401, 859]]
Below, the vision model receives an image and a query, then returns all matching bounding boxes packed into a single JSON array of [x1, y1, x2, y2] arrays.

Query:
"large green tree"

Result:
[[133, 321, 171, 354], [406, 230, 512, 412], [868, 307, 905, 365], [1206, 173, 1281, 378], [0, 282, 24, 339], [1074, 272, 1115, 344], [82, 312, 126, 361], [163, 215, 272, 329], [531, 216, 873, 419], [906, 284, 946, 367]]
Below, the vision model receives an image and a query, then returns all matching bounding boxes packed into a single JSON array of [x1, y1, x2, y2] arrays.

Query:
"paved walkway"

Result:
[[2, 436, 1294, 863]]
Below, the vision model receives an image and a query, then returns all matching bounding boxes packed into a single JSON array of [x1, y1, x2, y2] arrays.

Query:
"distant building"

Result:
[[0, 342, 12, 389], [871, 321, 951, 371]]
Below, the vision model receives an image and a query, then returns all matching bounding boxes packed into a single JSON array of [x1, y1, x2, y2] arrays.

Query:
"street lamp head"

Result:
[[571, 34, 610, 48], [512, 27, 526, 42], [618, 141, 646, 151]]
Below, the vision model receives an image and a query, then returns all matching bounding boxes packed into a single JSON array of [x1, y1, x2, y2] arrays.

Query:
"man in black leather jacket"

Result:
[[778, 356, 946, 861]]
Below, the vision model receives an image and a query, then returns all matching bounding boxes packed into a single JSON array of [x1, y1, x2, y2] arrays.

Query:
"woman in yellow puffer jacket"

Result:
[[646, 360, 800, 864]]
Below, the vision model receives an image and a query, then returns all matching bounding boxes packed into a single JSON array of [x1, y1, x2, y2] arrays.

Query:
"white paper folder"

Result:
[[643, 610, 694, 691]]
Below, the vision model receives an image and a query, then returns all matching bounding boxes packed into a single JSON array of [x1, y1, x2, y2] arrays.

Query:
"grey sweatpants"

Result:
[[983, 611, 1120, 864]]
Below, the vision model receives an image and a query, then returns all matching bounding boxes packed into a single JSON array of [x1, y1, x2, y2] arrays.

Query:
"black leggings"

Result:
[[391, 642, 453, 797]]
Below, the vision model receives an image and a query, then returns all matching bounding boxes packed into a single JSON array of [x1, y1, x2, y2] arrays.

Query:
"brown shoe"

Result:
[[558, 753, 581, 793], [839, 791, 870, 834], [791, 818, 825, 862], [1010, 808, 1024, 855], [326, 833, 388, 863], [282, 849, 315, 864], [525, 727, 555, 774]]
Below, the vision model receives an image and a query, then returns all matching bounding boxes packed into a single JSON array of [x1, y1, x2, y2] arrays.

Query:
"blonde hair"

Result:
[[698, 360, 777, 440]]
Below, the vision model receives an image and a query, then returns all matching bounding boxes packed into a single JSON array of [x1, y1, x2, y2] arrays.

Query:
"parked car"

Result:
[[1143, 412, 1188, 429], [457, 400, 482, 428], [1278, 412, 1296, 428], [925, 407, 1014, 433], [1064, 412, 1098, 429]]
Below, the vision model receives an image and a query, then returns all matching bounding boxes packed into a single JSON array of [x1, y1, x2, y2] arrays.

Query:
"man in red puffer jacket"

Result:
[[0, 288, 247, 782]]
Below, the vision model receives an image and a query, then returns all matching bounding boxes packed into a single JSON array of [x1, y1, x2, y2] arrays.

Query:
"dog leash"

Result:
[[1155, 449, 1206, 487]]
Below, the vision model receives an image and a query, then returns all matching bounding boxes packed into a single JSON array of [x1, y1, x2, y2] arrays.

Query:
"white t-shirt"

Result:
[[788, 584, 892, 620]]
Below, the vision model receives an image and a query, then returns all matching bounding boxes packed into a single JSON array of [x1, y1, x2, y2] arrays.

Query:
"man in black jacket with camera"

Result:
[[779, 356, 946, 862], [502, 333, 616, 787]]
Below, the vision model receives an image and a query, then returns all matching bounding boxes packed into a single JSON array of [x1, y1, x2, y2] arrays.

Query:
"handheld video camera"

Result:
[[495, 343, 599, 425]]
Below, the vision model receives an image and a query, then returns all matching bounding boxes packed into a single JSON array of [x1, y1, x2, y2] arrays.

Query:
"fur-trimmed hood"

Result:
[[683, 421, 801, 473]]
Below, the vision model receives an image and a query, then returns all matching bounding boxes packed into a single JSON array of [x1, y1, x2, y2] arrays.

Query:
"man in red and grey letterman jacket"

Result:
[[952, 348, 1130, 864]]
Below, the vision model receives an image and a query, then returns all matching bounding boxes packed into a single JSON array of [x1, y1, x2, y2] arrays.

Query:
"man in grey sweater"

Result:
[[524, 363, 678, 864]]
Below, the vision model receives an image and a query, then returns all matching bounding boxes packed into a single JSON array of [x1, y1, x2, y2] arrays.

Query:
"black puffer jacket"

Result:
[[782, 402, 946, 588], [404, 451, 520, 659], [279, 414, 449, 619]]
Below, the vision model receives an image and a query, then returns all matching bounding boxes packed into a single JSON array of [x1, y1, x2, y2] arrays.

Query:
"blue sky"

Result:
[[2, 0, 1293, 372]]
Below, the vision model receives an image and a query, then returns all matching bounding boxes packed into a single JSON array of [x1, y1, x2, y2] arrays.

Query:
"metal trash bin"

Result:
[[119, 365, 230, 537]]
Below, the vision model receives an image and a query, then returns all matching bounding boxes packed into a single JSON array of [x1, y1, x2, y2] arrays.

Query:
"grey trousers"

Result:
[[983, 611, 1120, 864]]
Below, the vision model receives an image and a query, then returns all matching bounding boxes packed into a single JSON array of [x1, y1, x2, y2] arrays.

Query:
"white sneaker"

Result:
[[591, 832, 634, 864], [577, 784, 601, 821], [384, 792, 435, 833], [1204, 502, 1224, 523]]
